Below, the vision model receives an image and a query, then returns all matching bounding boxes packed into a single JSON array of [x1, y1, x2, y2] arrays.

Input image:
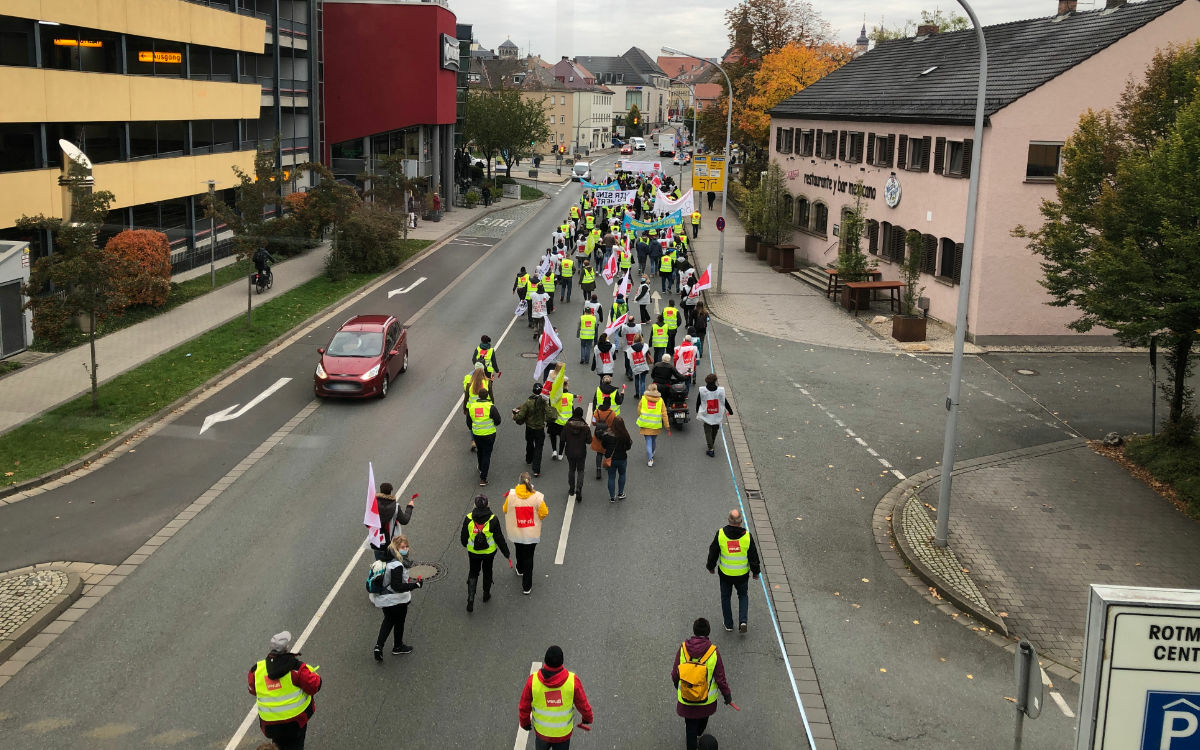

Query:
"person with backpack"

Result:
[[502, 472, 549, 595], [671, 617, 733, 750], [590, 397, 617, 481], [601, 414, 633, 503], [369, 482, 415, 561], [459, 494, 511, 612], [369, 535, 423, 661], [252, 246, 276, 287], [473, 335, 500, 378], [519, 645, 594, 748], [561, 407, 592, 503], [513, 383, 557, 478]]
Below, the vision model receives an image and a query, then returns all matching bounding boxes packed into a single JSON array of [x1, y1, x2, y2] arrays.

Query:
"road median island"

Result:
[[0, 243, 429, 492]]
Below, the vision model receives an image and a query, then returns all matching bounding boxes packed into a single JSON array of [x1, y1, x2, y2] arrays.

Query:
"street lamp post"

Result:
[[933, 0, 987, 547], [206, 180, 217, 288], [662, 46, 731, 294]]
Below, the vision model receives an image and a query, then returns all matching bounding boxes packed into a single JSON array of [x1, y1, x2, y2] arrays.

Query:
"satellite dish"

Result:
[[58, 139, 93, 170]]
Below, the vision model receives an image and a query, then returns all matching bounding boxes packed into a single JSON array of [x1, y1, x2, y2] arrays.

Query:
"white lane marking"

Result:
[[224, 313, 523, 750], [387, 276, 427, 297], [891, 469, 906, 480], [866, 447, 879, 457], [200, 377, 292, 435], [878, 458, 893, 468], [854, 437, 867, 447], [1051, 690, 1074, 717], [555, 404, 591, 565], [513, 662, 541, 749]]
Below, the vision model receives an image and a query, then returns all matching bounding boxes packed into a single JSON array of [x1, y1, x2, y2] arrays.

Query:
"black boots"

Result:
[[467, 576, 477, 612]]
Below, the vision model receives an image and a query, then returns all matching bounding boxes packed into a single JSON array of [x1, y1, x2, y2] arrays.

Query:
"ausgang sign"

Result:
[[1077, 586, 1200, 750]]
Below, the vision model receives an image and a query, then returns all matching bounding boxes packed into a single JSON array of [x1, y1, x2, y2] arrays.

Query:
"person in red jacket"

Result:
[[519, 645, 594, 748], [671, 618, 733, 750], [247, 631, 322, 750]]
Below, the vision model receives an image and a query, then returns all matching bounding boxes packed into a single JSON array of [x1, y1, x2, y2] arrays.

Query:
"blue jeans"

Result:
[[720, 573, 750, 628], [644, 434, 657, 460], [633, 371, 646, 396], [606, 457, 627, 497], [561, 277, 572, 302], [580, 339, 592, 363]]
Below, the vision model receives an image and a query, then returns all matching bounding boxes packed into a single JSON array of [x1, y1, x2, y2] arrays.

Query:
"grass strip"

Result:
[[1, 241, 429, 486], [1124, 434, 1200, 517]]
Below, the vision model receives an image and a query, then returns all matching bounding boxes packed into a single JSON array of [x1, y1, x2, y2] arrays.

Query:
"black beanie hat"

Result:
[[474, 494, 489, 508], [544, 645, 564, 668]]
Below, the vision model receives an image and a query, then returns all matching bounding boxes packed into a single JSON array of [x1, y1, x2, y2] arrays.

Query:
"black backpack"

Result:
[[472, 516, 492, 551]]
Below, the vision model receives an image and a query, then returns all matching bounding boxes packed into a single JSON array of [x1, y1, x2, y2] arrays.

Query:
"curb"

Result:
[[0, 569, 82, 664], [874, 438, 1088, 684], [0, 201, 530, 504]]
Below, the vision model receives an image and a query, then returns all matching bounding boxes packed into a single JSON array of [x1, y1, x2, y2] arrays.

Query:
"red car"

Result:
[[314, 315, 408, 398], [620, 143, 633, 155]]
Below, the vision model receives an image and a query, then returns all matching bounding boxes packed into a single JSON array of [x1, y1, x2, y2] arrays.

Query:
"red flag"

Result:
[[534, 319, 563, 381], [364, 461, 384, 546], [601, 250, 618, 285], [604, 312, 628, 339], [690, 264, 712, 298]]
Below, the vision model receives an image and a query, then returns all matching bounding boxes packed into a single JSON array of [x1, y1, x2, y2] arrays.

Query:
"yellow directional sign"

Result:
[[692, 155, 726, 192]]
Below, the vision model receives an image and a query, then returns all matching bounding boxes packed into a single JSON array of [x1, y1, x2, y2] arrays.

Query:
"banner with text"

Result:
[[595, 189, 637, 207], [580, 179, 619, 190], [616, 160, 663, 174], [654, 189, 695, 217], [622, 211, 683, 232]]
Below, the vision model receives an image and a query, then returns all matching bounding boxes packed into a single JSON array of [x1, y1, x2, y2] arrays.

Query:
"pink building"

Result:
[[767, 0, 1200, 345]]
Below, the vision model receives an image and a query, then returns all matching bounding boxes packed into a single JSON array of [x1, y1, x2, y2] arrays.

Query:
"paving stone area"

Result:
[[899, 495, 996, 619], [0, 570, 69, 640], [908, 440, 1200, 669]]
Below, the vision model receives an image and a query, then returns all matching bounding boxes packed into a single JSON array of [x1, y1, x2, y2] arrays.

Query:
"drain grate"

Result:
[[406, 561, 447, 583], [745, 489, 763, 500], [519, 351, 538, 359]]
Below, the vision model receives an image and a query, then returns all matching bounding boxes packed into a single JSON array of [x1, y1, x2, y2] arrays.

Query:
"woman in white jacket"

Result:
[[502, 472, 550, 595], [371, 535, 422, 661]]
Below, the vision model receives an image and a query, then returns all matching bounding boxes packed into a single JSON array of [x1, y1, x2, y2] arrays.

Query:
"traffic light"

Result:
[[632, 115, 639, 125]]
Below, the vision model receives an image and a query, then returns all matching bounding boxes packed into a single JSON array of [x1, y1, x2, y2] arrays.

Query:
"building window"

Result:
[[560, 115, 565, 123], [46, 122, 124, 165], [795, 197, 809, 228], [190, 45, 238, 82], [897, 135, 931, 172], [866, 219, 879, 255], [1026, 142, 1063, 180], [0, 16, 36, 67], [812, 202, 828, 235], [129, 121, 187, 159], [782, 194, 794, 221], [817, 130, 836, 160], [0, 123, 39, 172], [868, 133, 894, 168], [838, 208, 855, 251], [938, 237, 957, 281], [775, 127, 793, 154], [844, 131, 865, 163], [40, 24, 121, 73], [128, 36, 185, 77], [560, 96, 565, 105], [796, 129, 814, 157]]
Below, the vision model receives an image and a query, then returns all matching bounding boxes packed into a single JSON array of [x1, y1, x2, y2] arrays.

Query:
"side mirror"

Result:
[[390, 349, 400, 358], [317, 347, 325, 355]]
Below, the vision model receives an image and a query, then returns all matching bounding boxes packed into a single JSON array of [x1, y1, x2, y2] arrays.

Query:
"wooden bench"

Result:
[[844, 280, 905, 316], [824, 267, 883, 299]]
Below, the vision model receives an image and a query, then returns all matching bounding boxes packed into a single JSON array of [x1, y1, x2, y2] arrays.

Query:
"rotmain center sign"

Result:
[[1077, 586, 1200, 750]]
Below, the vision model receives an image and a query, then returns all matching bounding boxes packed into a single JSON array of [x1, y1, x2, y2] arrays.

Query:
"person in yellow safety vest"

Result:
[[520, 645, 594, 744], [558, 255, 575, 303], [585, 213, 595, 230], [466, 396, 501, 486], [663, 300, 682, 349], [594, 374, 624, 417], [637, 383, 669, 466], [611, 294, 628, 323], [570, 204, 580, 220], [691, 209, 701, 238], [578, 310, 598, 364], [671, 618, 733, 747], [580, 260, 597, 298], [659, 250, 675, 293], [541, 272, 556, 313], [651, 314, 671, 362], [248, 630, 322, 749], [524, 273, 539, 328], [706, 508, 760, 632], [619, 245, 632, 272], [473, 334, 500, 377], [560, 221, 572, 242], [460, 494, 511, 611]]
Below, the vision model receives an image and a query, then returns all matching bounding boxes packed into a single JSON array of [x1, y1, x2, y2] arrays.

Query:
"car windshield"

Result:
[[327, 330, 383, 357], [573, 164, 588, 175]]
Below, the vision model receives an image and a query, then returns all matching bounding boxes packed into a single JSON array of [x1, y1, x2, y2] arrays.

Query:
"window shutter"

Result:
[[922, 234, 937, 275], [867, 221, 879, 254], [952, 242, 964, 284], [815, 128, 823, 156], [897, 135, 908, 169], [962, 138, 974, 178], [920, 137, 932, 171], [885, 134, 895, 168], [866, 133, 875, 165], [775, 127, 783, 153], [933, 137, 946, 175], [853, 133, 864, 163], [838, 130, 847, 161]]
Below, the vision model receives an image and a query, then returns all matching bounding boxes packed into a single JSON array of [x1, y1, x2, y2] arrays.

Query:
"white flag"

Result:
[[604, 312, 629, 340], [533, 319, 563, 381], [364, 462, 384, 547]]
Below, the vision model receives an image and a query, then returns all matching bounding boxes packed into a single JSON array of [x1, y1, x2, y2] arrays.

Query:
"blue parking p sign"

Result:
[[1143, 692, 1200, 749]]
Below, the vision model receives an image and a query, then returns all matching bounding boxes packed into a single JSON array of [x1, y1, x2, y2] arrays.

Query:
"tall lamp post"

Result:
[[662, 45, 731, 293], [933, 0, 987, 547]]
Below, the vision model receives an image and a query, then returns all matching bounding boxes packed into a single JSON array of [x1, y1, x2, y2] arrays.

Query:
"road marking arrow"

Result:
[[200, 377, 292, 435], [387, 277, 426, 298], [651, 290, 662, 316]]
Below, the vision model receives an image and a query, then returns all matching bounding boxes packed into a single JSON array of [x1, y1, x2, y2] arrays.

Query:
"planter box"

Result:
[[766, 244, 781, 266], [744, 235, 759, 254], [772, 245, 797, 272], [891, 315, 928, 342], [756, 242, 770, 261]]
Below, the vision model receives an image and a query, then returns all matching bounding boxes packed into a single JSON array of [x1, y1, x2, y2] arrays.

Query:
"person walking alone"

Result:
[[248, 631, 322, 750], [503, 472, 550, 595], [460, 494, 511, 612], [696, 373, 734, 457], [370, 535, 422, 661], [513, 383, 557, 477], [519, 645, 594, 748], [562, 406, 592, 503], [637, 383, 669, 467], [706, 509, 760, 633], [671, 618, 733, 750]]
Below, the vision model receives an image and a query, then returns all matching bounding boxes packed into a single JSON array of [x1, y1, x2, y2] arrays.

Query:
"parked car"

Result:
[[620, 143, 633, 155], [572, 161, 591, 182], [611, 137, 625, 147], [314, 314, 408, 399], [470, 156, 487, 168]]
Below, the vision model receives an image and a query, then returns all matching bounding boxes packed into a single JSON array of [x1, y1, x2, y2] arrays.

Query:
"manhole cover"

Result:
[[1015, 369, 1038, 376], [519, 351, 538, 359], [407, 561, 446, 583]]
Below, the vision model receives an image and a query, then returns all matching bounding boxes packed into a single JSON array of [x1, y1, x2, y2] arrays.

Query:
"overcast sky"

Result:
[[453, 0, 1070, 60]]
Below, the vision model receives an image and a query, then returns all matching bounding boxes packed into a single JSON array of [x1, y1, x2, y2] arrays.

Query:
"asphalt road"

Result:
[[0, 156, 811, 748]]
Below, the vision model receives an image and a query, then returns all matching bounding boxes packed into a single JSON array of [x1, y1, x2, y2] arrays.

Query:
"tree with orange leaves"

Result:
[[739, 42, 854, 144]]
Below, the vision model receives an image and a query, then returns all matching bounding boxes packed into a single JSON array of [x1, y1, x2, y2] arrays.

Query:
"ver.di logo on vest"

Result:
[[1142, 691, 1200, 749]]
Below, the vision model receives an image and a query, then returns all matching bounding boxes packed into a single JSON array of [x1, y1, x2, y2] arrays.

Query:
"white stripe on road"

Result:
[[224, 312, 523, 750], [513, 661, 542, 750], [1042, 667, 1075, 718], [555, 404, 592, 565]]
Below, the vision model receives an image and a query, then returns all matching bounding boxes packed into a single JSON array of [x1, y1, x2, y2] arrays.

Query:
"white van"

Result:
[[572, 161, 591, 182], [631, 137, 646, 151]]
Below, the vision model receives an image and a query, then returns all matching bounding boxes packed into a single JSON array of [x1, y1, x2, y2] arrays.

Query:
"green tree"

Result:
[[724, 0, 831, 54], [1015, 42, 1200, 441], [202, 146, 288, 259], [17, 167, 139, 407], [464, 89, 551, 178], [756, 161, 790, 246], [870, 8, 970, 43], [627, 104, 643, 137], [836, 188, 872, 283]]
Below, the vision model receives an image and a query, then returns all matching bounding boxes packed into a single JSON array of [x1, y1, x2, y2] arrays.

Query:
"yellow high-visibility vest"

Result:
[[253, 660, 312, 723], [531, 670, 576, 738]]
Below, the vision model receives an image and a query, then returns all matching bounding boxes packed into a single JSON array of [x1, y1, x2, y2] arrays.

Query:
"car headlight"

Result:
[[361, 364, 380, 381], [315, 362, 327, 379]]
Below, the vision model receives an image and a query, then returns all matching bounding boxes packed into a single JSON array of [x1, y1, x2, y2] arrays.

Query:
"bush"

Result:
[[335, 203, 407, 273], [104, 229, 171, 307], [465, 189, 480, 207], [470, 165, 484, 182], [324, 245, 350, 282], [1125, 433, 1200, 516]]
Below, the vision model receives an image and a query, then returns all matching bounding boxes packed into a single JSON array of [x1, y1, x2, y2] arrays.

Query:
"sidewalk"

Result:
[[0, 200, 526, 437]]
